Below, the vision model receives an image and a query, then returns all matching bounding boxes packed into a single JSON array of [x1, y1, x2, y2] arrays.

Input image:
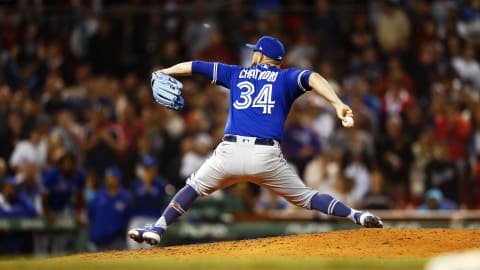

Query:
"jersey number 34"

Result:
[[233, 81, 275, 114]]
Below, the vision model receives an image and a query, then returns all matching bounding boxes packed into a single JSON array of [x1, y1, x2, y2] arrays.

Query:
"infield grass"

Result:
[[0, 257, 427, 270]]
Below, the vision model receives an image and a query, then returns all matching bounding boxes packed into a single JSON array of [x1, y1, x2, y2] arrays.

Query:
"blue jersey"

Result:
[[192, 61, 312, 142], [40, 166, 86, 212], [0, 193, 37, 218], [87, 188, 132, 244], [131, 177, 167, 218]]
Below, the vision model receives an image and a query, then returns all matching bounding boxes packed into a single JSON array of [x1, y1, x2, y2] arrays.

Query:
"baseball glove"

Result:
[[151, 71, 184, 110]]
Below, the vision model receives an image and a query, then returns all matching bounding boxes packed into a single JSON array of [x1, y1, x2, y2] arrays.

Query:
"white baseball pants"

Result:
[[186, 135, 317, 209]]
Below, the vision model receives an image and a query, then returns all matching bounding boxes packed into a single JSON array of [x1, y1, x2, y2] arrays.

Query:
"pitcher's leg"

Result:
[[154, 185, 198, 228], [128, 185, 198, 245], [259, 160, 383, 228], [258, 164, 354, 215], [310, 193, 358, 219], [128, 144, 238, 245], [310, 193, 383, 227]]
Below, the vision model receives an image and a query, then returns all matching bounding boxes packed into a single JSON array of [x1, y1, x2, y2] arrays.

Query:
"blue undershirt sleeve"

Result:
[[191, 61, 214, 79], [192, 61, 236, 88]]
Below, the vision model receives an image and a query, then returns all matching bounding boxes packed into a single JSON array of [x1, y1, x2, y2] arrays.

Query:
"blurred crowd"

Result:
[[2, 0, 480, 254]]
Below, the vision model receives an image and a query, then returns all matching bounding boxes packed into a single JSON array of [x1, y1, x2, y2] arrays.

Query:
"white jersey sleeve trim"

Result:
[[211, 62, 218, 85], [297, 70, 308, 92]]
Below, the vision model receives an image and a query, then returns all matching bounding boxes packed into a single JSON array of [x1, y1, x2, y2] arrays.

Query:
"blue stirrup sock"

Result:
[[154, 184, 198, 229], [310, 193, 360, 221]]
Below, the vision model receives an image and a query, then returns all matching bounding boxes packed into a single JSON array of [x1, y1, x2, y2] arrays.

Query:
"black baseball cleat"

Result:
[[354, 211, 384, 228]]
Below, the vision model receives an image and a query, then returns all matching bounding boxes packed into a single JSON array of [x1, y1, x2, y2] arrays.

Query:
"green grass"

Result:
[[0, 257, 428, 270]]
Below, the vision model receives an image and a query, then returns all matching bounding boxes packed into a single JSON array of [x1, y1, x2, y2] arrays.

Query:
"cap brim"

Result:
[[245, 44, 256, 50]]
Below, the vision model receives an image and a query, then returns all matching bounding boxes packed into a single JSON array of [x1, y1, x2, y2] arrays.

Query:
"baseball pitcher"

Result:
[[129, 36, 383, 246]]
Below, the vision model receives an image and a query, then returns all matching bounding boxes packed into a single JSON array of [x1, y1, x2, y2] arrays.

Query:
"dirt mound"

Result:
[[65, 228, 480, 260]]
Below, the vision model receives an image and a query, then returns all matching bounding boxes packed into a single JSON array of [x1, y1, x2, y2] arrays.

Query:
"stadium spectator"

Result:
[[87, 166, 132, 251], [182, 0, 218, 58], [82, 104, 127, 178], [18, 161, 45, 255], [142, 11, 170, 68], [285, 32, 316, 70], [180, 133, 213, 179], [459, 0, 480, 42], [345, 86, 378, 134], [254, 188, 290, 214], [50, 109, 83, 160], [198, 29, 238, 64], [309, 98, 336, 151], [362, 169, 393, 210], [410, 0, 432, 46], [0, 176, 37, 218], [381, 79, 414, 117], [18, 162, 42, 213], [9, 124, 48, 176], [0, 176, 37, 254], [433, 101, 470, 164], [117, 102, 144, 181], [418, 188, 458, 211], [283, 106, 321, 176], [330, 123, 375, 162], [88, 19, 118, 75], [350, 47, 384, 83], [329, 174, 358, 208], [414, 18, 442, 61], [347, 13, 375, 57], [41, 151, 85, 221], [425, 141, 460, 204], [343, 150, 371, 204], [306, 0, 341, 49], [403, 103, 425, 144], [38, 152, 85, 255], [375, 1, 411, 54], [452, 46, 480, 89], [42, 73, 69, 115], [353, 76, 381, 118], [3, 45, 21, 90], [304, 149, 342, 195], [316, 60, 340, 93], [157, 39, 184, 70], [304, 152, 330, 192], [377, 57, 415, 97], [218, 0, 253, 49], [410, 130, 434, 200], [128, 155, 168, 249], [376, 115, 413, 200]]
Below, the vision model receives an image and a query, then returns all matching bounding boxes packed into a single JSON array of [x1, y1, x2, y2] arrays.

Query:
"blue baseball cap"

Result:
[[425, 188, 443, 201], [246, 36, 285, 61], [105, 166, 122, 180], [141, 155, 158, 168]]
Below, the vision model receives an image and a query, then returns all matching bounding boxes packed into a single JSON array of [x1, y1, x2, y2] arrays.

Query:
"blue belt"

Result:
[[223, 135, 275, 146]]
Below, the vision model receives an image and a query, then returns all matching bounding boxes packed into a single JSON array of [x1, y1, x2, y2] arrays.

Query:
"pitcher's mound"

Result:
[[71, 228, 480, 260]]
